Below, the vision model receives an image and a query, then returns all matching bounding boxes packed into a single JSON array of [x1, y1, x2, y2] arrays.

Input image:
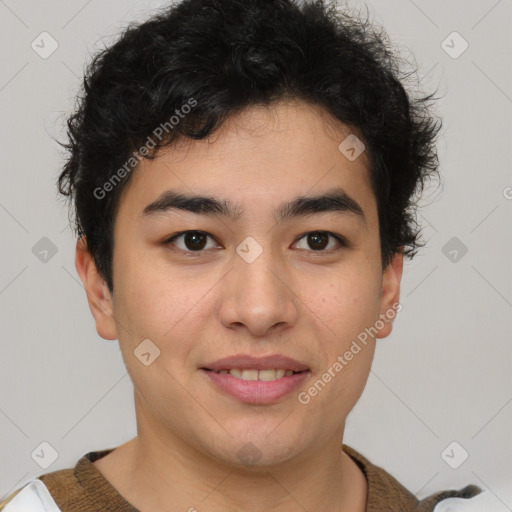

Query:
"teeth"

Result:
[[241, 369, 259, 381], [215, 368, 299, 381], [258, 369, 276, 381]]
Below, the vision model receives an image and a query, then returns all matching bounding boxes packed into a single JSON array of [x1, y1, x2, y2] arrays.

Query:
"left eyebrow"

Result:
[[141, 186, 366, 225]]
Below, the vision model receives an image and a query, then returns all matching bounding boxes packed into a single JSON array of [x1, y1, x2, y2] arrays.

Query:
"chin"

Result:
[[206, 430, 307, 470]]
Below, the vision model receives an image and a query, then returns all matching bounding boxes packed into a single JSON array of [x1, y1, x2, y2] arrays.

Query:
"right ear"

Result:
[[75, 235, 118, 340]]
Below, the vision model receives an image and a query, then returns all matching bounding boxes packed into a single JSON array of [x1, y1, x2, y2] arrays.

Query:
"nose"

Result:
[[219, 246, 299, 338]]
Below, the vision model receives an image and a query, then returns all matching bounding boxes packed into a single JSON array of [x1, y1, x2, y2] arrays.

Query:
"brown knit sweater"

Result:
[[1, 444, 481, 511]]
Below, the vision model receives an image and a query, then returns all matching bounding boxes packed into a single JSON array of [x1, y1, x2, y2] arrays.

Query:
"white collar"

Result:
[[2, 480, 61, 512]]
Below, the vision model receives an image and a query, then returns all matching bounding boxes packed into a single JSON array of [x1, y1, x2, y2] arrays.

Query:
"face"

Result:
[[77, 100, 402, 469]]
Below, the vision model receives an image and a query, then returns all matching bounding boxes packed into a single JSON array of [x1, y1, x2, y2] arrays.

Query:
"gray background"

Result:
[[1, 0, 511, 507]]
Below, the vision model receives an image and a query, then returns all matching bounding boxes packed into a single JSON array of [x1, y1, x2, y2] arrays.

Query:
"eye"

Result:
[[164, 230, 220, 253], [293, 231, 347, 252], [163, 229, 347, 255]]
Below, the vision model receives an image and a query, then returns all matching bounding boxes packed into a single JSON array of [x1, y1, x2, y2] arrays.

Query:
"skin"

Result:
[[76, 100, 403, 512]]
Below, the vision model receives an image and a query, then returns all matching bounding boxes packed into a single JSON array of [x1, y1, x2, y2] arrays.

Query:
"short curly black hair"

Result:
[[57, 0, 441, 293]]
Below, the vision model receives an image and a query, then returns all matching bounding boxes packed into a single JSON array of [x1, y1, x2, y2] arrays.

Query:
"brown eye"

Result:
[[165, 231, 218, 252], [182, 232, 208, 250], [307, 232, 329, 250], [294, 231, 346, 252]]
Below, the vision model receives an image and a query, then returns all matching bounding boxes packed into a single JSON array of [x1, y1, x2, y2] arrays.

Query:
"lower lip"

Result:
[[200, 369, 310, 404]]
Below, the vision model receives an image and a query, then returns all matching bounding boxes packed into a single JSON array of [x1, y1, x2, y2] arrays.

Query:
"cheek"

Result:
[[113, 246, 196, 334], [112, 251, 220, 382], [111, 258, 208, 408], [304, 264, 382, 342], [299, 274, 379, 425]]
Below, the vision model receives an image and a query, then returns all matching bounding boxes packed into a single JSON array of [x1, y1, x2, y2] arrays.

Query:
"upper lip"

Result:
[[201, 354, 310, 372]]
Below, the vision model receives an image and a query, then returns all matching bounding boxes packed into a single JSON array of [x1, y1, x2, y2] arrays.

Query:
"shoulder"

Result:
[[0, 464, 80, 512], [1, 448, 120, 512], [0, 477, 66, 512], [431, 489, 503, 511], [419, 485, 486, 512], [342, 444, 484, 512]]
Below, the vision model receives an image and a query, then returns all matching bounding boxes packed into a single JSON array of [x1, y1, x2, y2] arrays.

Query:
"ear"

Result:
[[75, 235, 118, 340], [376, 251, 403, 339]]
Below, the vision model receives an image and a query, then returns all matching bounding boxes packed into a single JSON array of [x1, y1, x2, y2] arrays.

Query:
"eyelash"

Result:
[[162, 230, 348, 256]]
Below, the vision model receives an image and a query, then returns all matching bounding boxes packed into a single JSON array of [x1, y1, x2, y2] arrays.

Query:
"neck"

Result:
[[94, 400, 367, 512]]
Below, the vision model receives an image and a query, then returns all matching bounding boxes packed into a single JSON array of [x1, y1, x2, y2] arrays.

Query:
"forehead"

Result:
[[116, 100, 376, 225]]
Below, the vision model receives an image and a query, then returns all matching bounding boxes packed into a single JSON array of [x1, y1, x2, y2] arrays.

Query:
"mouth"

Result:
[[201, 353, 310, 373], [200, 368, 307, 381], [199, 354, 311, 404]]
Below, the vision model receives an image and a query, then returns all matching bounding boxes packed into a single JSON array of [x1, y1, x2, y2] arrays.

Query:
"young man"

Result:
[[1, 0, 483, 510]]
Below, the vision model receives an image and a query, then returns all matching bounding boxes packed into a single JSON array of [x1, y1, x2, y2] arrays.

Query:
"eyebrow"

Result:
[[141, 186, 366, 225]]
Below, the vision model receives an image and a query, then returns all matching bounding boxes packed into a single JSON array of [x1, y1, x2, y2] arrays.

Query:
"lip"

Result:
[[200, 368, 310, 404], [201, 354, 310, 372]]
